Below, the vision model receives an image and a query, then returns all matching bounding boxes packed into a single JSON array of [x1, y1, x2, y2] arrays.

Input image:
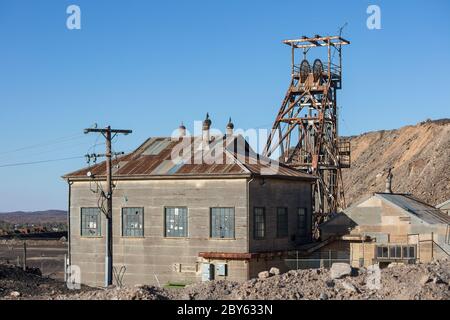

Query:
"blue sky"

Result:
[[0, 0, 449, 211]]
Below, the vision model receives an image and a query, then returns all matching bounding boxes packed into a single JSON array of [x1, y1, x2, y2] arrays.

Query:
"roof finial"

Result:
[[385, 167, 393, 194], [227, 117, 234, 129], [178, 121, 186, 137], [203, 113, 212, 129]]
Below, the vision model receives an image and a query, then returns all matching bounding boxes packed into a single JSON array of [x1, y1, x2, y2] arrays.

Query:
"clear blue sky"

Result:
[[0, 0, 449, 211]]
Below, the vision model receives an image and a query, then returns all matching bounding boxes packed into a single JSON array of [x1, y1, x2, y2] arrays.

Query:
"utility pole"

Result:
[[84, 126, 132, 287]]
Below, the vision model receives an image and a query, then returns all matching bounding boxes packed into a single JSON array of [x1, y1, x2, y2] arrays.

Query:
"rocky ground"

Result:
[[343, 119, 450, 207], [1, 260, 449, 300]]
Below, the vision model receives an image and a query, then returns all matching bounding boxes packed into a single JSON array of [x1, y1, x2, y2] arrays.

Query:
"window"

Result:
[[210, 208, 235, 239], [390, 246, 402, 259], [253, 207, 265, 239], [81, 208, 101, 237], [297, 208, 308, 237], [377, 246, 389, 259], [165, 207, 188, 237], [122, 208, 144, 237], [402, 246, 416, 259], [376, 245, 416, 260], [276, 208, 288, 238]]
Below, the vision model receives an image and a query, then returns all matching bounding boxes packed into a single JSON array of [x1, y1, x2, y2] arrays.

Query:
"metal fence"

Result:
[[285, 250, 350, 270], [0, 239, 67, 279]]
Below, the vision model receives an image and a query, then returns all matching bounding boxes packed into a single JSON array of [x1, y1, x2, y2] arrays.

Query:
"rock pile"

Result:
[[1, 260, 449, 300]]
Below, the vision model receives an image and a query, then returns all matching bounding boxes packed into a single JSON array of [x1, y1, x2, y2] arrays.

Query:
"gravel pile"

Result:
[[1, 260, 449, 300]]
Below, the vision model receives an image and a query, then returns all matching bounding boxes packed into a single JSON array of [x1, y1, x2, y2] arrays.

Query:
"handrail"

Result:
[[419, 239, 450, 259]]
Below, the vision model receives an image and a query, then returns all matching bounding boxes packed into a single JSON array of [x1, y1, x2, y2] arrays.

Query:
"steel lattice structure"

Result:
[[263, 35, 351, 229]]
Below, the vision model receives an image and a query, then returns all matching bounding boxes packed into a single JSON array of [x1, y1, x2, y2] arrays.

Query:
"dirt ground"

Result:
[[0, 239, 66, 280], [1, 259, 449, 300]]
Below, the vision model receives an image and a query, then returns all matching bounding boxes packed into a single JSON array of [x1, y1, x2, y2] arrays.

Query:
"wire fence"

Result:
[[285, 250, 350, 270], [0, 240, 67, 280]]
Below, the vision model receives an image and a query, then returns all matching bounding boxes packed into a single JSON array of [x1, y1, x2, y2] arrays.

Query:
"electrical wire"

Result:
[[0, 156, 85, 168], [0, 133, 85, 157]]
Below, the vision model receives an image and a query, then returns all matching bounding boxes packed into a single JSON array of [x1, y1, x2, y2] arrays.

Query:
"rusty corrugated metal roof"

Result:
[[63, 135, 315, 181]]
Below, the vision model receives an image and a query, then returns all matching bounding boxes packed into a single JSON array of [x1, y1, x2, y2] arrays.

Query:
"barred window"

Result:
[[254, 207, 265, 239], [81, 208, 101, 237], [165, 207, 188, 238], [210, 208, 235, 239], [376, 245, 416, 259], [277, 207, 288, 238], [122, 208, 144, 237], [297, 208, 307, 237]]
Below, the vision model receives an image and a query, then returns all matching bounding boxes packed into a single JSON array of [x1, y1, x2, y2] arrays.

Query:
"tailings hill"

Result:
[[343, 119, 450, 207]]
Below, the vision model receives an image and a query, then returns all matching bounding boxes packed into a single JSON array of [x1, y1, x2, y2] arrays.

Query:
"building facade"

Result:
[[64, 132, 315, 286]]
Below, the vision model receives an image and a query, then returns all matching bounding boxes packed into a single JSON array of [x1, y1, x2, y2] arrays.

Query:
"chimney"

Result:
[[202, 113, 211, 143], [385, 168, 393, 193], [178, 122, 186, 137], [226, 117, 234, 136]]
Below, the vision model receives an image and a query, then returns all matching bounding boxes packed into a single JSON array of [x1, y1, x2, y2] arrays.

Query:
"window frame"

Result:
[[297, 207, 308, 237], [164, 207, 188, 238], [210, 207, 236, 240], [276, 207, 289, 238], [80, 207, 102, 238], [375, 244, 417, 260], [121, 207, 144, 238], [253, 207, 266, 240]]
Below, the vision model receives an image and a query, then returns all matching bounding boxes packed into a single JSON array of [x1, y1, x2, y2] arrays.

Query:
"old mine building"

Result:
[[63, 118, 315, 287], [320, 186, 450, 267]]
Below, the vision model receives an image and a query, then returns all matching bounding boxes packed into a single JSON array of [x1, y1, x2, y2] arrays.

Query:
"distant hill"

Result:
[[343, 119, 450, 207], [0, 210, 67, 224]]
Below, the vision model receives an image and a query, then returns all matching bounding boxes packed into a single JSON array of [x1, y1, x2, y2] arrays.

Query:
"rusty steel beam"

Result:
[[264, 34, 351, 235]]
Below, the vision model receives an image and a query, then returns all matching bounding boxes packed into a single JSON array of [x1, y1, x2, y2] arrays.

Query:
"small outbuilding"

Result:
[[437, 199, 450, 216], [320, 192, 450, 268]]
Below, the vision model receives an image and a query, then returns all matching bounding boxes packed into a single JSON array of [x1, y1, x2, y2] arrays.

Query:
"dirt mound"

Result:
[[343, 119, 450, 207], [56, 285, 169, 300], [163, 260, 450, 300], [2, 260, 449, 300], [0, 263, 79, 300]]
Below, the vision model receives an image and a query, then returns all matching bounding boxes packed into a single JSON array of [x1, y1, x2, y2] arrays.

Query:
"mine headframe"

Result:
[[263, 35, 351, 228]]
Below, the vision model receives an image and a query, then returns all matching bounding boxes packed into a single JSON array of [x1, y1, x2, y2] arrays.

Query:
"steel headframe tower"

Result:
[[263, 35, 351, 229]]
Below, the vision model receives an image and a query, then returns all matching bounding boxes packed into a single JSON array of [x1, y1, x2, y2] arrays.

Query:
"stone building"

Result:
[[320, 192, 450, 268], [63, 117, 316, 286]]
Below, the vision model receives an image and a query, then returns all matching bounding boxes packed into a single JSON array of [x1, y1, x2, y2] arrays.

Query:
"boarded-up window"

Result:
[[81, 208, 101, 237], [165, 207, 188, 237], [277, 207, 288, 238], [210, 208, 235, 239], [254, 207, 265, 239], [297, 208, 307, 237], [122, 208, 144, 237]]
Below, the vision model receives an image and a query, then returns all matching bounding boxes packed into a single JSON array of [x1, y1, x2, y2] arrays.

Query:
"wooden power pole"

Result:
[[84, 126, 132, 287]]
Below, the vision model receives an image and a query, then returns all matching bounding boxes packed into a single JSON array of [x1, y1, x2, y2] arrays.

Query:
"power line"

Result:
[[0, 156, 85, 168], [0, 134, 85, 157]]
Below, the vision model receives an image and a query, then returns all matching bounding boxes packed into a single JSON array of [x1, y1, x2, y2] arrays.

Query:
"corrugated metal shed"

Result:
[[64, 135, 315, 181], [376, 193, 450, 225]]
